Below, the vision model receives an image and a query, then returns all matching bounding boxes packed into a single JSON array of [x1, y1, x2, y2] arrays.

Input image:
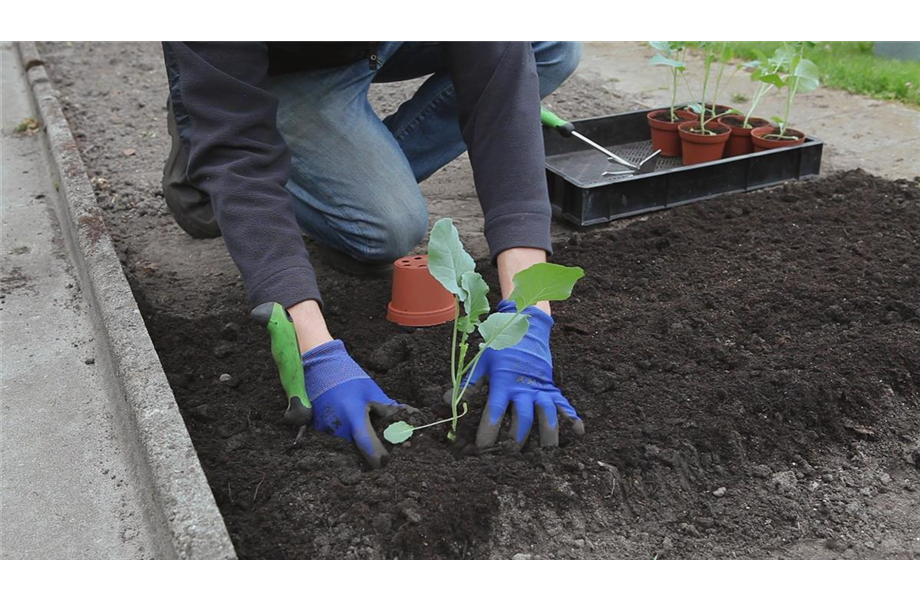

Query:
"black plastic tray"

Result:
[[544, 108, 824, 227]]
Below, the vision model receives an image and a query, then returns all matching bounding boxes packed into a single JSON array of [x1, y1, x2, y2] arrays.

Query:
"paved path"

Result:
[[0, 42, 158, 559]]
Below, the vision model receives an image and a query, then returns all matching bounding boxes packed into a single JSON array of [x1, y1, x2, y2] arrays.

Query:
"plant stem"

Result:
[[699, 46, 714, 133], [453, 310, 527, 411], [411, 403, 470, 434], [670, 67, 678, 121], [450, 299, 459, 388], [745, 82, 771, 128], [711, 53, 725, 115], [447, 299, 461, 432], [780, 44, 804, 137]]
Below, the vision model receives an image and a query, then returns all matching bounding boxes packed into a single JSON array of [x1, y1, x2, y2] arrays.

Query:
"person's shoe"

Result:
[[313, 244, 394, 279], [162, 97, 222, 239]]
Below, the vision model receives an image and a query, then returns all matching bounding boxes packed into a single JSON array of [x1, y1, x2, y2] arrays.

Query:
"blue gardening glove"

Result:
[[302, 340, 402, 468], [464, 300, 585, 449]]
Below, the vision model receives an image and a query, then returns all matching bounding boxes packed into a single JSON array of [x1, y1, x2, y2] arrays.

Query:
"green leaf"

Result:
[[770, 47, 793, 70], [649, 41, 671, 54], [756, 73, 785, 88], [789, 74, 820, 94], [427, 218, 475, 301], [383, 421, 414, 444], [479, 313, 530, 351], [649, 54, 685, 69], [509, 263, 585, 311], [461, 271, 490, 329], [795, 58, 819, 79], [791, 59, 820, 92], [456, 315, 475, 335]]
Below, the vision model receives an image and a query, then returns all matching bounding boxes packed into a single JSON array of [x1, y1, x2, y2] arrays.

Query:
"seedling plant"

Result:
[[649, 42, 687, 122], [384, 218, 584, 445], [765, 42, 820, 140], [684, 42, 746, 134], [739, 47, 788, 128]]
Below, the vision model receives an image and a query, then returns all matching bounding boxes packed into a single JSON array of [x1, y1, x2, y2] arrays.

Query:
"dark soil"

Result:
[[650, 109, 696, 124], [37, 42, 920, 559], [681, 123, 731, 137], [721, 115, 769, 130], [758, 127, 807, 142]]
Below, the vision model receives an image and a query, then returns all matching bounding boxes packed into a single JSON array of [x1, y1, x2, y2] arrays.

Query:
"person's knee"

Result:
[[535, 41, 582, 97], [360, 199, 429, 263]]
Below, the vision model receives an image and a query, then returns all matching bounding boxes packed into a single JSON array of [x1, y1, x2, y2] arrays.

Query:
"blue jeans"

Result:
[[266, 42, 581, 263]]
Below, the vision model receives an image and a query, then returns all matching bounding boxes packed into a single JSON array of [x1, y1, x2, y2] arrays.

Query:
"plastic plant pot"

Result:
[[751, 126, 807, 151], [678, 121, 731, 165], [647, 109, 699, 157], [387, 254, 455, 327], [718, 115, 771, 157]]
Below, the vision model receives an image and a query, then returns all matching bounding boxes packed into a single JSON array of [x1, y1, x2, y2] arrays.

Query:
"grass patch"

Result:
[[689, 42, 920, 106], [14, 117, 40, 134]]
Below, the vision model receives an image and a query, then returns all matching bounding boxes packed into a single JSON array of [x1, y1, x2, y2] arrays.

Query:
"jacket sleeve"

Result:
[[162, 42, 321, 309], [443, 42, 553, 261]]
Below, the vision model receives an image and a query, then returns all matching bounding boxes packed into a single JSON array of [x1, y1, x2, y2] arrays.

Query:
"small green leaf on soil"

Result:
[[384, 421, 414, 444]]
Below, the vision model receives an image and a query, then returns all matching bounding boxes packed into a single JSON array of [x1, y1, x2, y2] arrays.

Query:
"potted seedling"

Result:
[[686, 42, 745, 122], [718, 48, 785, 157], [647, 41, 697, 157], [752, 42, 820, 151], [678, 42, 732, 165], [383, 218, 584, 446]]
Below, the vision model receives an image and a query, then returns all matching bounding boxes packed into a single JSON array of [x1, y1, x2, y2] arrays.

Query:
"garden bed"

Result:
[[38, 42, 920, 559], [151, 172, 920, 559]]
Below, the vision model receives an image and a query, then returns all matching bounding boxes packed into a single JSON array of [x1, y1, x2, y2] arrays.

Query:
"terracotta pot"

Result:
[[677, 121, 731, 165], [647, 109, 698, 157], [718, 115, 771, 157], [387, 254, 455, 327], [751, 126, 806, 151]]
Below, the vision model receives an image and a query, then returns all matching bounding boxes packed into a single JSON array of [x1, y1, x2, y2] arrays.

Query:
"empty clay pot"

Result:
[[387, 254, 455, 327], [751, 126, 806, 151], [718, 115, 771, 157], [678, 121, 731, 166], [647, 109, 699, 157]]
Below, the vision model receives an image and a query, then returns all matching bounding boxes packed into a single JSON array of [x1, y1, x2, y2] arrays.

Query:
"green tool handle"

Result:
[[250, 302, 312, 427], [540, 107, 576, 137]]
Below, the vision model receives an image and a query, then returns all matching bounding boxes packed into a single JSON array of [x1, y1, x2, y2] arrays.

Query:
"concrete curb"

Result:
[[15, 42, 236, 560]]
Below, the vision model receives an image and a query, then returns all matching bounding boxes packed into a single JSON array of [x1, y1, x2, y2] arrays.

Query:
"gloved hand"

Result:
[[463, 300, 585, 449], [302, 340, 402, 468]]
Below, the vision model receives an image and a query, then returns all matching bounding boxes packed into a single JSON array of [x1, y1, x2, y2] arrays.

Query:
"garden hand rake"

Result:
[[541, 107, 661, 175]]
